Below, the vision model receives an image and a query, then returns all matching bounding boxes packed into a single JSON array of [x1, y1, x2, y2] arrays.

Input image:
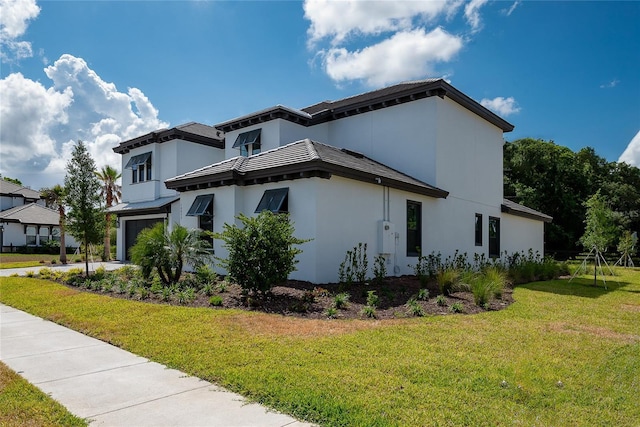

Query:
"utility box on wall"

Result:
[[378, 220, 395, 254]]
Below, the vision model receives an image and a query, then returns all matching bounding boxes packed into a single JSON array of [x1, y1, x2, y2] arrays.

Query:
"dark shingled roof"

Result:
[[113, 122, 224, 154], [216, 79, 514, 133], [109, 196, 178, 217], [165, 139, 449, 199], [0, 180, 41, 200], [0, 203, 60, 225], [502, 199, 553, 223]]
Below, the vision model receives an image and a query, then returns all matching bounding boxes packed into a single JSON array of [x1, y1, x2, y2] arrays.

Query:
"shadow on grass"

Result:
[[518, 277, 632, 299]]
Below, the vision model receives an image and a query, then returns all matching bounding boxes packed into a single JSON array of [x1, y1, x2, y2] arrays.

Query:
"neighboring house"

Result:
[[112, 79, 552, 283], [0, 180, 78, 251]]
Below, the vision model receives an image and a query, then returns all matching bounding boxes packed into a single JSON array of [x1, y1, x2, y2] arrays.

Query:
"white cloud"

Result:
[[0, 0, 40, 62], [480, 96, 521, 117], [0, 54, 168, 189], [502, 1, 521, 17], [324, 28, 463, 87], [618, 130, 640, 167], [600, 79, 619, 89], [304, 0, 498, 87], [464, 0, 489, 32], [304, 0, 462, 47]]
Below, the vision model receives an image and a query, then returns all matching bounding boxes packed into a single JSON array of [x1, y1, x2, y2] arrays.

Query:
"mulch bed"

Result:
[[82, 275, 514, 320]]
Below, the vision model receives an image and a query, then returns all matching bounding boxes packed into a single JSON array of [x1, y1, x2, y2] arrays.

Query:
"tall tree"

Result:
[[504, 138, 640, 256], [95, 165, 122, 260], [64, 141, 104, 276], [41, 184, 68, 264]]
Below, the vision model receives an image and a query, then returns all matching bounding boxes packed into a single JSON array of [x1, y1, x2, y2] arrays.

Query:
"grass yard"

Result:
[[1, 269, 638, 426], [0, 361, 87, 426]]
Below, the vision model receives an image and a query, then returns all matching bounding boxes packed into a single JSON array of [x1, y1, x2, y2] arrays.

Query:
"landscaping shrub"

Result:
[[406, 298, 425, 317], [366, 290, 379, 307], [435, 294, 447, 306], [449, 302, 464, 313], [361, 305, 376, 318], [470, 267, 506, 306], [209, 295, 223, 306], [333, 292, 350, 309], [373, 255, 387, 284], [436, 267, 459, 295], [130, 223, 212, 286], [339, 243, 369, 285], [215, 211, 308, 294]]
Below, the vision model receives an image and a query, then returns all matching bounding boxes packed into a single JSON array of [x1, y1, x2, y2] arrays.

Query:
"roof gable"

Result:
[[165, 139, 448, 199], [215, 79, 514, 133], [0, 203, 60, 225], [0, 180, 42, 199], [113, 122, 224, 154], [501, 199, 553, 223]]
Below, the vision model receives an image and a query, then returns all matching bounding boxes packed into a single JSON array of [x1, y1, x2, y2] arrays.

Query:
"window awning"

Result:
[[232, 129, 261, 148], [255, 188, 288, 213], [186, 194, 214, 216], [125, 152, 151, 169]]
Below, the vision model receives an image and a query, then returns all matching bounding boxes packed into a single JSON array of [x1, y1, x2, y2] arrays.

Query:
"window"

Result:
[[51, 227, 61, 242], [488, 216, 500, 258], [475, 213, 483, 246], [26, 225, 37, 246], [186, 194, 214, 216], [406, 201, 422, 257], [39, 226, 50, 244], [186, 194, 214, 248], [233, 129, 261, 156], [125, 152, 152, 183], [255, 188, 288, 213]]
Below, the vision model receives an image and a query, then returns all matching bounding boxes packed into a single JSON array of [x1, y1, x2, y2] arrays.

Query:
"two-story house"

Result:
[[0, 180, 79, 251], [113, 79, 551, 283]]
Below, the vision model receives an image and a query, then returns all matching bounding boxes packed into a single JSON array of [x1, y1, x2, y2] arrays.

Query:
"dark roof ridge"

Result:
[[113, 122, 224, 154]]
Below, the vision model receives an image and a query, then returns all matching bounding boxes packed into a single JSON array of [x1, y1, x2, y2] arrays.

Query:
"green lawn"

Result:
[[0, 361, 87, 427], [1, 269, 638, 426], [0, 253, 82, 269]]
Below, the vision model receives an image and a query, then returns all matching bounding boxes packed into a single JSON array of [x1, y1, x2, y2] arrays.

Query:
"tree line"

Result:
[[504, 138, 640, 258]]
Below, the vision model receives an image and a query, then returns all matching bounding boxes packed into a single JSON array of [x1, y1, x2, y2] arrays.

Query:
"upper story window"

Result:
[[125, 152, 152, 184], [255, 188, 289, 213], [233, 129, 261, 157]]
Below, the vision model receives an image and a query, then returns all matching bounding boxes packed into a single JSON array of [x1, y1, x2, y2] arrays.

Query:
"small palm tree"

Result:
[[95, 165, 122, 260], [41, 184, 67, 264], [130, 223, 212, 285]]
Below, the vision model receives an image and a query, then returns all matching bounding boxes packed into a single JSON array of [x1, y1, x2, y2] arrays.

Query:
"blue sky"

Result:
[[1, 0, 639, 190]]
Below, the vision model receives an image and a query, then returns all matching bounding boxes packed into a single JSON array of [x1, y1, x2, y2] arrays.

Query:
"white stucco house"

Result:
[[111, 79, 551, 283], [0, 180, 79, 252]]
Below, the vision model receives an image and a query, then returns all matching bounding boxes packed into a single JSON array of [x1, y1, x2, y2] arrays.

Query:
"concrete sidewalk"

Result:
[[0, 303, 314, 427], [0, 261, 126, 277]]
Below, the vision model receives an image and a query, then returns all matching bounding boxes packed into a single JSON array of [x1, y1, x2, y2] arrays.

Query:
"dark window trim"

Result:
[[406, 200, 422, 257], [125, 152, 151, 169], [232, 129, 261, 148], [186, 194, 214, 216], [255, 188, 289, 213], [488, 216, 500, 258], [475, 213, 483, 246]]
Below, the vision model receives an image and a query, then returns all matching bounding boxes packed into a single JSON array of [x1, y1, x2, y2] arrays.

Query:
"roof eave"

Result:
[[501, 204, 553, 223]]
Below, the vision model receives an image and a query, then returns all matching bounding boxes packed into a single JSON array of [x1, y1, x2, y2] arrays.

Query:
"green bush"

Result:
[[209, 295, 223, 306], [366, 290, 379, 307], [361, 305, 376, 318], [130, 223, 212, 286], [333, 292, 350, 309], [215, 211, 308, 294], [436, 268, 459, 295], [435, 294, 447, 307], [449, 302, 464, 313], [470, 267, 506, 306], [372, 255, 387, 284], [406, 298, 425, 317], [339, 243, 369, 285]]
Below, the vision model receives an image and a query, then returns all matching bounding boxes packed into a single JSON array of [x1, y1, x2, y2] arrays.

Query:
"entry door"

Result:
[[124, 218, 163, 261]]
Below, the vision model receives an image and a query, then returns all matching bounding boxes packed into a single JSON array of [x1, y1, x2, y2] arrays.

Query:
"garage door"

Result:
[[124, 218, 164, 261]]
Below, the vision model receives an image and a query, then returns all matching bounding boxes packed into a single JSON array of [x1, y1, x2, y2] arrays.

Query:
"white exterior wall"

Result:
[[325, 98, 439, 185], [279, 120, 329, 147], [121, 140, 224, 203], [501, 214, 545, 257], [435, 97, 504, 207]]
